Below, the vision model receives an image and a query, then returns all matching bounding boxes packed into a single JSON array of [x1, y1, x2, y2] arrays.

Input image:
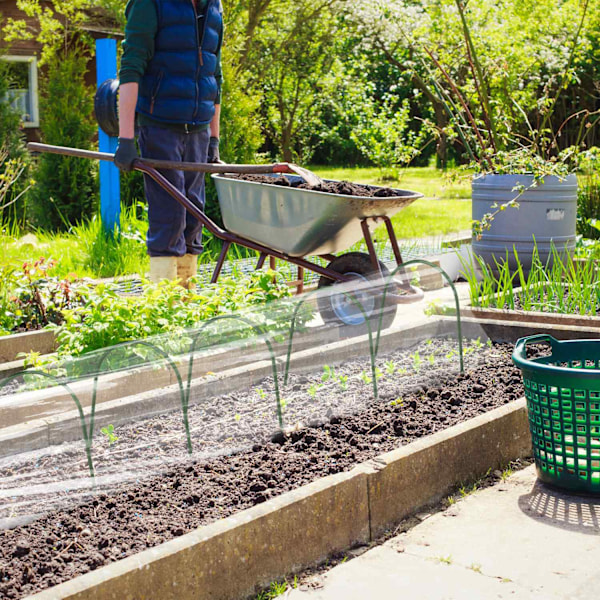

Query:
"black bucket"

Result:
[[94, 78, 119, 137]]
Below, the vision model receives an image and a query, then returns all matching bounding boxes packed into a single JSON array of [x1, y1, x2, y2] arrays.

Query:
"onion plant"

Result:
[[463, 242, 600, 316]]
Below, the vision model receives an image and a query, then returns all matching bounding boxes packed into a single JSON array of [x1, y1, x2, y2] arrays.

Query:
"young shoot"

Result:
[[322, 365, 335, 383], [337, 374, 349, 391], [308, 383, 323, 398], [358, 371, 372, 385], [101, 424, 118, 445], [256, 388, 267, 400], [412, 351, 422, 372], [385, 360, 396, 376]]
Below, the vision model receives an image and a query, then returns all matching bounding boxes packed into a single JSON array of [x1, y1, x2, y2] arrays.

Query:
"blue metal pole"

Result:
[[96, 38, 120, 235]]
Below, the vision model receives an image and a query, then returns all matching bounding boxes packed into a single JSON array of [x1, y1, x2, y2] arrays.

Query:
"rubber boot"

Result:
[[177, 254, 198, 290], [148, 256, 178, 283]]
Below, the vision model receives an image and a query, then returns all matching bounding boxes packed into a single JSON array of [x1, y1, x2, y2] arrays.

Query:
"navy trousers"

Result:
[[139, 126, 210, 257]]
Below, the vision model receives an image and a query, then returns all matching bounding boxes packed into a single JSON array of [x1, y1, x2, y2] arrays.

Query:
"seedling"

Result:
[[472, 337, 483, 350], [256, 388, 267, 400], [234, 413, 242, 422], [389, 398, 403, 407], [411, 351, 422, 372], [427, 354, 435, 366], [469, 563, 482, 574], [100, 424, 118, 445], [307, 383, 323, 398], [358, 371, 372, 385], [436, 555, 453, 565], [322, 365, 335, 382], [337, 374, 349, 391], [486, 339, 493, 349], [385, 360, 396, 376]]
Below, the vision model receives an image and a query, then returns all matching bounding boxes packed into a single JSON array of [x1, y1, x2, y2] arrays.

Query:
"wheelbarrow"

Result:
[[27, 142, 424, 330]]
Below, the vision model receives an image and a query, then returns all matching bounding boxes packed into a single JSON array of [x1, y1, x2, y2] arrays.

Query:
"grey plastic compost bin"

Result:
[[472, 173, 577, 272]]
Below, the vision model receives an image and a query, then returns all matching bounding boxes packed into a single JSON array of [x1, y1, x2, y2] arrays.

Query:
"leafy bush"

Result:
[[0, 258, 81, 333], [54, 270, 310, 356], [27, 52, 97, 230]]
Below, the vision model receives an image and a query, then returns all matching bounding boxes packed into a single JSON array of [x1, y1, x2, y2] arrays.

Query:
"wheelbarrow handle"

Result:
[[27, 142, 295, 176]]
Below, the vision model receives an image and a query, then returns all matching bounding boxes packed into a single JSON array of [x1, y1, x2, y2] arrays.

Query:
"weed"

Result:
[[385, 360, 396, 376], [469, 563, 482, 574], [428, 354, 435, 366], [256, 388, 266, 400], [375, 367, 384, 381], [234, 413, 242, 422], [100, 424, 118, 445], [436, 555, 453, 565], [389, 398, 403, 407], [501, 467, 513, 481]]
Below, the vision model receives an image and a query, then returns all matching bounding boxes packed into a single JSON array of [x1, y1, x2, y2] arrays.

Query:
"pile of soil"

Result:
[[0, 340, 524, 599], [225, 173, 412, 198]]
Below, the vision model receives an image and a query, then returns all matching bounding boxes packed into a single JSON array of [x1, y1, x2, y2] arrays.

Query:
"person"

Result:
[[114, 0, 224, 289]]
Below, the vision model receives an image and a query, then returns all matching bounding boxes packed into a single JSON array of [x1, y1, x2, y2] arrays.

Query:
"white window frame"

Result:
[[1, 55, 39, 128]]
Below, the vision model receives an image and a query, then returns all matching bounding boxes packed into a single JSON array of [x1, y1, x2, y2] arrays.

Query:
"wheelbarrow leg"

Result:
[[256, 252, 268, 270], [211, 241, 231, 283], [382, 215, 412, 291], [360, 219, 383, 276]]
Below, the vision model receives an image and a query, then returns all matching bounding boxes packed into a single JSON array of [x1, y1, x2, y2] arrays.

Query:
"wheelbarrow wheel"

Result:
[[317, 252, 397, 331]]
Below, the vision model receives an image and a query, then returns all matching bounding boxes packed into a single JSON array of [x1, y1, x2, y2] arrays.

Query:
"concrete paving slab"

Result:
[[286, 465, 600, 600]]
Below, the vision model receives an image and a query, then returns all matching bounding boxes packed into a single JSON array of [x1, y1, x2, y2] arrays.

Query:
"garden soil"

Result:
[[0, 340, 524, 599], [225, 174, 411, 197]]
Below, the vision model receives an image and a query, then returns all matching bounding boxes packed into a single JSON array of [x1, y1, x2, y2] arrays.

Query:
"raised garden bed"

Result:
[[0, 333, 528, 600]]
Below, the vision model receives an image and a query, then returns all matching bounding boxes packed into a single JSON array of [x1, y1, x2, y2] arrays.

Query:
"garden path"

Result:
[[285, 465, 600, 599]]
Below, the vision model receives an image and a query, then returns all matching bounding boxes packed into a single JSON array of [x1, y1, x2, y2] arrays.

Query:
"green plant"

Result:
[[54, 270, 306, 356], [462, 240, 600, 318], [385, 360, 396, 376], [100, 424, 118, 445], [411, 351, 422, 372], [256, 388, 266, 400], [358, 370, 372, 385], [322, 365, 335, 382], [27, 51, 98, 230], [337, 374, 349, 391], [307, 383, 323, 398], [427, 354, 435, 366], [389, 398, 403, 407]]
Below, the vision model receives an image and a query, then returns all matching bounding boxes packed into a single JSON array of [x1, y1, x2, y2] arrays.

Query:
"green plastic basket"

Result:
[[512, 334, 600, 494]]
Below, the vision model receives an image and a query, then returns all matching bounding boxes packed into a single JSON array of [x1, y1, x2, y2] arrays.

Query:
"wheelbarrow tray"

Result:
[[212, 174, 422, 257]]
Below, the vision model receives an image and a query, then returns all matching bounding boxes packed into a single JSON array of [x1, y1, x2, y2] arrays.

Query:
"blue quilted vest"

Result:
[[137, 0, 223, 125]]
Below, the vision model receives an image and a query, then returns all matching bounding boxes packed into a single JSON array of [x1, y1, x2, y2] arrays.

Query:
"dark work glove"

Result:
[[114, 137, 139, 171], [208, 136, 220, 163]]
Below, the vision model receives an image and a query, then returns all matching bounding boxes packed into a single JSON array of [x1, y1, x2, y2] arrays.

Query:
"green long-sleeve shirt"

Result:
[[119, 0, 223, 129]]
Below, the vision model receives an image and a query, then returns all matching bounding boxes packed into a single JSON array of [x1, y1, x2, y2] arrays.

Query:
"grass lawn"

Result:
[[0, 166, 472, 277]]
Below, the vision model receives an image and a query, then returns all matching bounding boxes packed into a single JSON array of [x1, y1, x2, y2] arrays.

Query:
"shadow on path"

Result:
[[519, 479, 600, 534]]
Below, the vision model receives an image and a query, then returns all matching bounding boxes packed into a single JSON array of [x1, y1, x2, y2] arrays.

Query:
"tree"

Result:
[[3, 0, 98, 229]]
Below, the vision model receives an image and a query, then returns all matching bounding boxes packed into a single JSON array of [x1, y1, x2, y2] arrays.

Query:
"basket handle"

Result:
[[512, 334, 558, 368]]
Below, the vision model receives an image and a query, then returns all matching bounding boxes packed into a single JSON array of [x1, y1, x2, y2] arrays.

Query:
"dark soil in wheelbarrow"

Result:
[[225, 173, 413, 197], [0, 340, 524, 599]]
